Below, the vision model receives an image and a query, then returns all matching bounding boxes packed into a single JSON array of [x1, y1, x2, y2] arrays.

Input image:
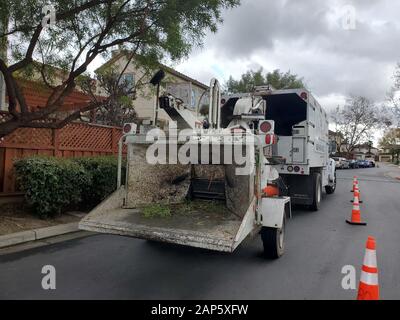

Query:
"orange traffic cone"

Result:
[[357, 236, 379, 300], [351, 176, 358, 192], [351, 184, 363, 204], [346, 194, 367, 225]]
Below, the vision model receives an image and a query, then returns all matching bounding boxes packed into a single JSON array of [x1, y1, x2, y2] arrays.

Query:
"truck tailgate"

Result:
[[79, 187, 243, 252]]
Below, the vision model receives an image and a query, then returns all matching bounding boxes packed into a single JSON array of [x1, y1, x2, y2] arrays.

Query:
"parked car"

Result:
[[332, 157, 341, 169], [357, 160, 370, 168], [342, 159, 350, 169], [332, 157, 349, 169], [366, 159, 376, 167], [349, 160, 359, 169]]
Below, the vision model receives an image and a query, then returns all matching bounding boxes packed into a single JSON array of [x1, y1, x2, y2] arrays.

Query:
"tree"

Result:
[[386, 63, 400, 126], [79, 69, 138, 127], [379, 128, 400, 163], [331, 96, 391, 154], [0, 0, 239, 137], [225, 68, 305, 94]]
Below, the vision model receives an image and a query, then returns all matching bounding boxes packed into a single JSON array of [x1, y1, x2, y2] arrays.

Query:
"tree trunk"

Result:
[[0, 120, 20, 138]]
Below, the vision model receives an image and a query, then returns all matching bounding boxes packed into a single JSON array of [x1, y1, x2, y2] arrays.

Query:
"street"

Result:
[[1, 164, 400, 300]]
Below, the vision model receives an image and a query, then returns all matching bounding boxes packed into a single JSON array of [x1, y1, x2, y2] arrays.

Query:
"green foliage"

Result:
[[141, 200, 226, 218], [72, 156, 121, 208], [2, 0, 240, 75], [225, 68, 306, 93], [142, 204, 172, 218], [172, 199, 226, 215], [14, 157, 90, 217], [14, 156, 122, 217]]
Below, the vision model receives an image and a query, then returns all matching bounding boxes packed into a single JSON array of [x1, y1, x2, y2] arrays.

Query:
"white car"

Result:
[[332, 157, 350, 169]]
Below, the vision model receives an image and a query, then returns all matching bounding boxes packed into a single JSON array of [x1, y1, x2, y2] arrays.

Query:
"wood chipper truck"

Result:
[[79, 80, 335, 258]]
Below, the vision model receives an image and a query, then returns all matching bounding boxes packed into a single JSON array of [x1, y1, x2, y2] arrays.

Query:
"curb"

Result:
[[0, 222, 79, 249]]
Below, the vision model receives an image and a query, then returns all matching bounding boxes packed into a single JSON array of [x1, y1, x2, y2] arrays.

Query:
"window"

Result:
[[121, 73, 135, 91], [191, 88, 196, 108]]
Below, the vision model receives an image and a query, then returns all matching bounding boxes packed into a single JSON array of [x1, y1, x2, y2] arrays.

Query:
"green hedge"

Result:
[[72, 157, 120, 209], [14, 156, 122, 217]]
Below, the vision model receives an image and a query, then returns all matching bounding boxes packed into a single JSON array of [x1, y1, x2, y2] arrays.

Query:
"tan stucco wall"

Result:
[[97, 55, 209, 125]]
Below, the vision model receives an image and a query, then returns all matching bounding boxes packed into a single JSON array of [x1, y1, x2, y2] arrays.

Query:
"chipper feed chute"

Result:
[[79, 140, 257, 252]]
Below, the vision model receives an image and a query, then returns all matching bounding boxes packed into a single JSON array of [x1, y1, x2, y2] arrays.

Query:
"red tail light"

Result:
[[265, 134, 277, 145], [300, 92, 308, 100]]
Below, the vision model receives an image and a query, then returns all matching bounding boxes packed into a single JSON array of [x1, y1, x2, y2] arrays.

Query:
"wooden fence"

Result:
[[0, 121, 124, 194]]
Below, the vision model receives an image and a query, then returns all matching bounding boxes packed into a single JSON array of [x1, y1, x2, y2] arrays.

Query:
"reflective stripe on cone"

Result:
[[357, 237, 379, 300], [346, 194, 367, 225]]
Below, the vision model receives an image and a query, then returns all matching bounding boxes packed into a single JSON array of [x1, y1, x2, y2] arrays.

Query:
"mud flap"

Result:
[[259, 196, 291, 229]]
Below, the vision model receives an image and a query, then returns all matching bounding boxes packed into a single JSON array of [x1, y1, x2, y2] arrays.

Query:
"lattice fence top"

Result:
[[2, 127, 53, 147], [59, 123, 113, 151], [0, 120, 122, 153]]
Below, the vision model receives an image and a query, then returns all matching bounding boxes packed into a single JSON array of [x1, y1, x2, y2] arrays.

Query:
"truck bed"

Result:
[[80, 192, 243, 252]]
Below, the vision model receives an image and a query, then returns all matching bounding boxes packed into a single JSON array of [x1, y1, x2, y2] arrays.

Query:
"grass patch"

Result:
[[172, 200, 226, 215], [141, 200, 226, 218], [142, 204, 172, 218]]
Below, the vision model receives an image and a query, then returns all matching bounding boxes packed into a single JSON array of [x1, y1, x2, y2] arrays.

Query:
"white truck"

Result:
[[79, 80, 335, 258], [222, 86, 336, 210]]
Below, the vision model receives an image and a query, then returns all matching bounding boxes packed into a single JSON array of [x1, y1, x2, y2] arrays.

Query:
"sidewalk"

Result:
[[0, 222, 81, 249], [378, 162, 400, 180], [0, 204, 87, 249]]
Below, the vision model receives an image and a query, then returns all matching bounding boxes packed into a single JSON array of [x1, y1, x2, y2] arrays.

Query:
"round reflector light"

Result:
[[300, 92, 308, 100], [123, 123, 132, 134], [260, 121, 272, 133], [287, 166, 294, 172], [294, 166, 300, 172]]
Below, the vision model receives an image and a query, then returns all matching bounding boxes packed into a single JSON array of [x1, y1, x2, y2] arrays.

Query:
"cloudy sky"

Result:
[[173, 0, 400, 114]]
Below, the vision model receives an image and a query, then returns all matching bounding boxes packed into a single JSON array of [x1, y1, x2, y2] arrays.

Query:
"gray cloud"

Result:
[[178, 0, 400, 103]]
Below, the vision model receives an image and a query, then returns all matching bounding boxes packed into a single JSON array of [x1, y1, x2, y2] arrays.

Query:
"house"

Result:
[[95, 50, 210, 128], [1, 50, 211, 128], [4, 78, 104, 115], [378, 143, 400, 163], [341, 143, 378, 160], [328, 130, 343, 156], [353, 144, 378, 160], [378, 148, 393, 162], [0, 61, 105, 115]]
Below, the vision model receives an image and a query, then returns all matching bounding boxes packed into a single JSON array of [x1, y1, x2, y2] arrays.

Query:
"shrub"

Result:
[[14, 155, 124, 216], [72, 156, 121, 208], [14, 157, 91, 217]]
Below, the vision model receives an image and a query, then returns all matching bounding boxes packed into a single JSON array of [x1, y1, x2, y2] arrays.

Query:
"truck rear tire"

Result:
[[310, 172, 322, 211], [261, 216, 286, 259]]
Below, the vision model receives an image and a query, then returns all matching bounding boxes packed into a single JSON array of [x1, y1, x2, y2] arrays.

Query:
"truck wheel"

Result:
[[325, 171, 336, 194], [310, 172, 322, 211], [261, 216, 286, 259]]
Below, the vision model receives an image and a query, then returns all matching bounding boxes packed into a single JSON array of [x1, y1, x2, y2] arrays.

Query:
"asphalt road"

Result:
[[1, 164, 400, 300]]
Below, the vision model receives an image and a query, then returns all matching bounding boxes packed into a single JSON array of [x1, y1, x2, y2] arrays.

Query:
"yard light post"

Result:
[[150, 70, 166, 127]]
